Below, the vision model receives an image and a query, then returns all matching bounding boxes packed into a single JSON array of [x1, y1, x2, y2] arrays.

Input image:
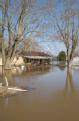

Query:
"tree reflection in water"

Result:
[[64, 67, 77, 98], [0, 65, 78, 98], [1, 65, 51, 87], [53, 64, 79, 105]]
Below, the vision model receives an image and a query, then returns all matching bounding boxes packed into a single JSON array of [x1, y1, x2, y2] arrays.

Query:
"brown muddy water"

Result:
[[0, 65, 79, 121]]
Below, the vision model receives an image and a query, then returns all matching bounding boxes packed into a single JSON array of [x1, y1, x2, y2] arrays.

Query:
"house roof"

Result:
[[21, 51, 53, 59]]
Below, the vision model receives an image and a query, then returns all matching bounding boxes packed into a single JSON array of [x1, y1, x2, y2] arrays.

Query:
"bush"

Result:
[[58, 51, 66, 61]]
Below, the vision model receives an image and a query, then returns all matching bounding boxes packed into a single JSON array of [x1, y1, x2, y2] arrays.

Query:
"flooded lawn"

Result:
[[0, 66, 79, 121]]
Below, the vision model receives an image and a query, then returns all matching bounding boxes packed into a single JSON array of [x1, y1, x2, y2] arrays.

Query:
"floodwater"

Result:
[[0, 65, 79, 121]]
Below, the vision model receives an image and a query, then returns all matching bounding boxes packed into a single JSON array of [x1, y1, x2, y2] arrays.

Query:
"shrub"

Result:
[[58, 51, 66, 61]]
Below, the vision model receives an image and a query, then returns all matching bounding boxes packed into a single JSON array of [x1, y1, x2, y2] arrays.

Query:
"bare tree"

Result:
[[53, 0, 79, 66], [0, 0, 35, 69], [32, 0, 79, 62], [23, 37, 44, 52], [39, 0, 79, 66]]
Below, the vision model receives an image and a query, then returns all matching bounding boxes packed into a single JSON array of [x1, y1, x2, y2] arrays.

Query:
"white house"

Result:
[[0, 56, 24, 67], [70, 57, 79, 69], [71, 57, 79, 65], [0, 58, 2, 66], [11, 56, 25, 66]]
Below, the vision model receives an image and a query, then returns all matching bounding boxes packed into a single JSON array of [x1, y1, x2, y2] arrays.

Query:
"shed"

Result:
[[21, 51, 53, 66]]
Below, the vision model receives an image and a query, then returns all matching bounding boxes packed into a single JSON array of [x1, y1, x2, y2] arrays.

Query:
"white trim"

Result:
[[24, 56, 52, 59]]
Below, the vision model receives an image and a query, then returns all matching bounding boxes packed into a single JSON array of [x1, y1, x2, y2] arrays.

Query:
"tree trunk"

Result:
[[66, 48, 70, 67]]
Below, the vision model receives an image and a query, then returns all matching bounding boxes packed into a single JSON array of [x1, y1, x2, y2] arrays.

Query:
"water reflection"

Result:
[[0, 65, 77, 95], [0, 65, 79, 121], [57, 67, 78, 101], [64, 67, 75, 95], [58, 63, 66, 71], [0, 65, 51, 87], [11, 65, 51, 75], [0, 64, 78, 96]]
